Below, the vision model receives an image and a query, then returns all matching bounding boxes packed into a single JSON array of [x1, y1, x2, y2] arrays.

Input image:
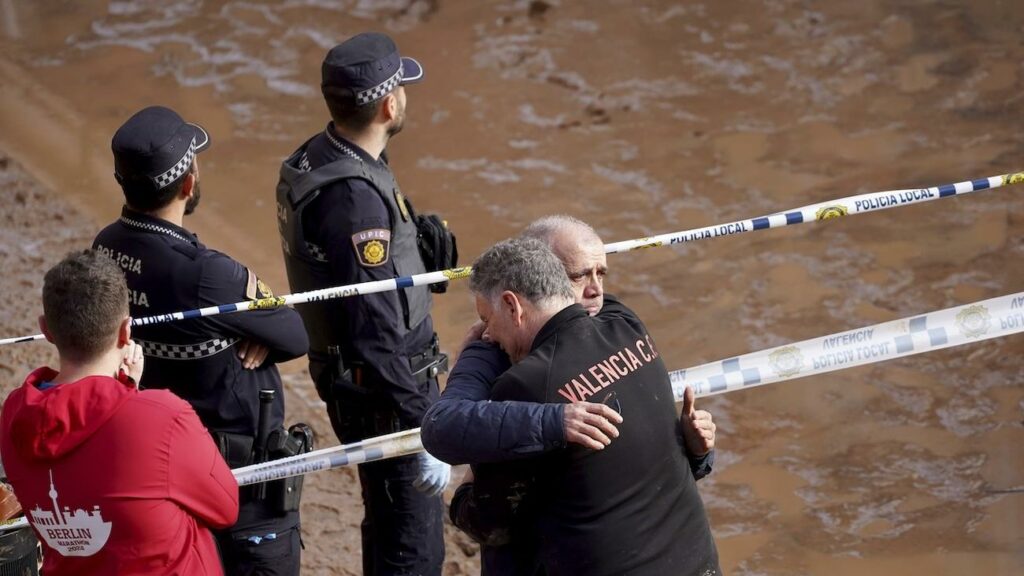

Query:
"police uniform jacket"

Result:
[[277, 125, 436, 429], [94, 208, 308, 436], [478, 298, 721, 576]]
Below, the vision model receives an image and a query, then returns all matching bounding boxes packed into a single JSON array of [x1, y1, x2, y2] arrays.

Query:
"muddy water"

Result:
[[1, 1, 1022, 574]]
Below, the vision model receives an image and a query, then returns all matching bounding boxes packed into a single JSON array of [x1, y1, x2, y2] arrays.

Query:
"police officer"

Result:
[[94, 106, 309, 576], [275, 33, 451, 576]]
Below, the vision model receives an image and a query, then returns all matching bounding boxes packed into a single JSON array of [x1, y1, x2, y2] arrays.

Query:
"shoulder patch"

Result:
[[245, 270, 274, 300], [246, 269, 258, 300], [257, 278, 274, 298], [352, 228, 391, 267]]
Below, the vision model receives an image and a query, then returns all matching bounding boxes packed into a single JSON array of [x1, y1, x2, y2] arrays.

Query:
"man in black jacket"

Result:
[[423, 216, 716, 470], [423, 216, 717, 574], [461, 237, 721, 576], [94, 105, 309, 575]]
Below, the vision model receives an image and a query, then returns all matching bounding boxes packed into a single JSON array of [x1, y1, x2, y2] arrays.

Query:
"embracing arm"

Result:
[[421, 341, 565, 465]]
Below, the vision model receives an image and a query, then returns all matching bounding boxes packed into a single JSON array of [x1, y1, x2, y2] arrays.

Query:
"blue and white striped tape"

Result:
[[1, 171, 1020, 344], [231, 428, 423, 486], [3, 291, 1021, 534], [604, 172, 1023, 253], [668, 291, 1024, 400]]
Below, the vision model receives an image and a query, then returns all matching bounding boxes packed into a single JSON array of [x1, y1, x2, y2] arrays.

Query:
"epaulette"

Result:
[[170, 241, 200, 260]]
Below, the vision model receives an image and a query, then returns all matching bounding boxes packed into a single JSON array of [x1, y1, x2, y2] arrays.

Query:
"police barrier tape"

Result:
[[231, 428, 423, 486], [4, 291, 1021, 534], [668, 291, 1024, 401], [605, 172, 1024, 254], [2, 172, 1020, 345]]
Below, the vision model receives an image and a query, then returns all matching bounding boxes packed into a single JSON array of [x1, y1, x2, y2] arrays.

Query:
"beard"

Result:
[[387, 108, 406, 137], [184, 180, 201, 215]]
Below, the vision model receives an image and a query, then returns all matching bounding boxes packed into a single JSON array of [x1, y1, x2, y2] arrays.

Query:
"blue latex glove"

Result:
[[413, 451, 451, 496]]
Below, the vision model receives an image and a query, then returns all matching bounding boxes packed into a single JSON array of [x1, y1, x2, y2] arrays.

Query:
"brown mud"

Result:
[[1, 1, 1023, 574]]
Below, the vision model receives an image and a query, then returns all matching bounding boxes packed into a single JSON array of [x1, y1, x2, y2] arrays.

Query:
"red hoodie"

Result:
[[0, 367, 239, 575]]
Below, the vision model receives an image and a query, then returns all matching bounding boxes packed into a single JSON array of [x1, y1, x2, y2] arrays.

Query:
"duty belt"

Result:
[[406, 334, 449, 383], [326, 334, 448, 387]]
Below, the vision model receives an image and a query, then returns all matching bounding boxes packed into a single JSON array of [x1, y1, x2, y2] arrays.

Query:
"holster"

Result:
[[210, 431, 255, 468], [211, 421, 314, 513], [415, 214, 458, 293], [315, 346, 376, 443], [315, 339, 449, 442], [264, 423, 315, 513]]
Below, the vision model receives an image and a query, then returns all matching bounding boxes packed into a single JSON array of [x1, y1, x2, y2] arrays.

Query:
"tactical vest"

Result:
[[276, 141, 431, 356]]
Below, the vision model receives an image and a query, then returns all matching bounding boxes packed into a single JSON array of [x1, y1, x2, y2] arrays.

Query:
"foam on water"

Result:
[[12, 0, 1020, 571], [590, 163, 665, 203], [67, 0, 436, 130]]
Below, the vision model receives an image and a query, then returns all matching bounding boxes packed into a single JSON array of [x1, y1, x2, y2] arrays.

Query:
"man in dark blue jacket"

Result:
[[423, 216, 717, 467]]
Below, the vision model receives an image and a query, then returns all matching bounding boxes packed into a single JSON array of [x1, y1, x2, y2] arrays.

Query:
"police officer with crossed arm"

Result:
[[276, 33, 456, 576], [94, 106, 310, 576]]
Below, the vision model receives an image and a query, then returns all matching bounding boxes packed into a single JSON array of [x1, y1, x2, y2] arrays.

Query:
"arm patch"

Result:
[[352, 228, 392, 267], [246, 269, 274, 299]]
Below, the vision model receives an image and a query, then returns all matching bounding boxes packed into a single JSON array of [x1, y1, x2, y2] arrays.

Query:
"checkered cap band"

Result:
[[139, 337, 239, 361], [153, 137, 196, 189], [355, 67, 404, 106]]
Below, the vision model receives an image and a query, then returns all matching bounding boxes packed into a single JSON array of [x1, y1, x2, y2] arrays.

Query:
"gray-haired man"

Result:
[[453, 237, 721, 576], [423, 216, 716, 466]]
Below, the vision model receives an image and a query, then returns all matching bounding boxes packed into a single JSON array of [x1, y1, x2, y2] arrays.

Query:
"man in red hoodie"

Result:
[[0, 250, 239, 575]]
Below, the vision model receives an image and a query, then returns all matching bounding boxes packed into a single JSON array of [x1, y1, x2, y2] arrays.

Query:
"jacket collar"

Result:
[[530, 303, 588, 352], [324, 123, 377, 164], [119, 206, 198, 245]]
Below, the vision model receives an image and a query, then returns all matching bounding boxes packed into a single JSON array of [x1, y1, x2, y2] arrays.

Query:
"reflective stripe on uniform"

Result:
[[139, 337, 239, 360]]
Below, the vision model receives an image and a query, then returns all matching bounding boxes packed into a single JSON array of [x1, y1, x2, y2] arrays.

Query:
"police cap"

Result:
[[112, 106, 211, 192], [321, 32, 424, 106]]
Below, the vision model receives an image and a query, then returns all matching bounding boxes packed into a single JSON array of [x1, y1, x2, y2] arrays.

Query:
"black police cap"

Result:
[[112, 106, 211, 192], [321, 32, 424, 106]]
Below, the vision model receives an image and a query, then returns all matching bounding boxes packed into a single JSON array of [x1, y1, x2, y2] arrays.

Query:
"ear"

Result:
[[500, 291, 525, 327], [38, 315, 55, 345], [116, 316, 132, 349], [180, 171, 195, 201], [382, 93, 398, 122]]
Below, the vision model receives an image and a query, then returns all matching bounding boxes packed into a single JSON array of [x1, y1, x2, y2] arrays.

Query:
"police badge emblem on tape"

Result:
[[768, 346, 804, 377], [352, 228, 391, 267], [955, 304, 991, 338], [815, 204, 849, 220]]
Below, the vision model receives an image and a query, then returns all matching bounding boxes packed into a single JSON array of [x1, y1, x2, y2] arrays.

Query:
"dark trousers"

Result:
[[215, 492, 301, 576], [358, 453, 444, 576]]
